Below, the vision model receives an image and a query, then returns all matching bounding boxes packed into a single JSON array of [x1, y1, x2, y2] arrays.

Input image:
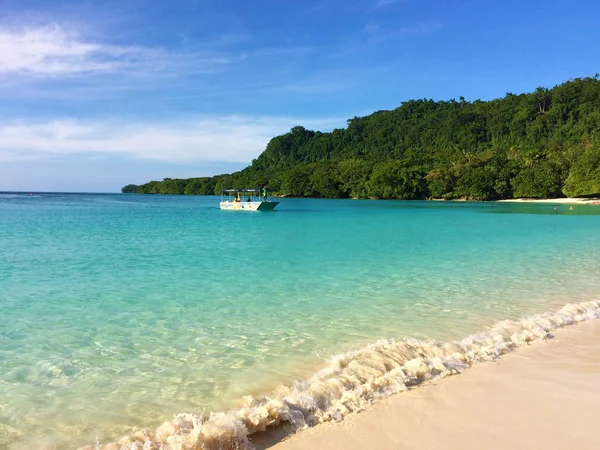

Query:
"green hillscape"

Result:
[[124, 77, 600, 200]]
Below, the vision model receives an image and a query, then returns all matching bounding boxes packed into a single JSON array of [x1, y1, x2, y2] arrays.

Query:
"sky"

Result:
[[0, 0, 599, 192]]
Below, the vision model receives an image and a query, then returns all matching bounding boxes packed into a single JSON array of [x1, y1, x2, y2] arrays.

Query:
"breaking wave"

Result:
[[80, 300, 600, 450]]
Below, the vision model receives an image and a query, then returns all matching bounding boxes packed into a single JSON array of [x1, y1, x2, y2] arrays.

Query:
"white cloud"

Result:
[[0, 24, 230, 76], [0, 116, 345, 163], [364, 21, 442, 42], [374, 0, 398, 8]]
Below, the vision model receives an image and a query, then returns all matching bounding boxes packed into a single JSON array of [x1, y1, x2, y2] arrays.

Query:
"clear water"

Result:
[[0, 193, 599, 449]]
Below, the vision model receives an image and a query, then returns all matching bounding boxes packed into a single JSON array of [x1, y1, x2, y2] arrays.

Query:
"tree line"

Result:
[[124, 76, 600, 200]]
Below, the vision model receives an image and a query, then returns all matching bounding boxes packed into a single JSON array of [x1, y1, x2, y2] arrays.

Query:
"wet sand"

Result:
[[259, 319, 600, 450]]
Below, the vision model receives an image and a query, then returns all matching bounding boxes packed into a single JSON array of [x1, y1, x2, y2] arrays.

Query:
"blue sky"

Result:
[[1, 0, 599, 192]]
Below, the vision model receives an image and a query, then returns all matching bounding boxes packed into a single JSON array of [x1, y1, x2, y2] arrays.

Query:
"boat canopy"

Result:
[[222, 188, 262, 193]]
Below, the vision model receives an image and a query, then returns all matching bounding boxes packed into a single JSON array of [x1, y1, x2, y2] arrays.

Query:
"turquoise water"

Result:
[[1, 193, 599, 449]]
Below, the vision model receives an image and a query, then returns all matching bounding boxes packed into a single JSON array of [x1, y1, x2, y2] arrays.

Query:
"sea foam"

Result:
[[79, 300, 600, 450]]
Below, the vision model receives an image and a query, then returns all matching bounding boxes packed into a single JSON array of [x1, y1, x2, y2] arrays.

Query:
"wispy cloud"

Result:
[[373, 0, 400, 8], [0, 116, 345, 163], [315, 0, 406, 12], [0, 24, 231, 77], [363, 21, 442, 42]]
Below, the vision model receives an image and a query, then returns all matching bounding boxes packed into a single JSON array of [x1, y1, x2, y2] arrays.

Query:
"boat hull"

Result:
[[220, 201, 279, 211]]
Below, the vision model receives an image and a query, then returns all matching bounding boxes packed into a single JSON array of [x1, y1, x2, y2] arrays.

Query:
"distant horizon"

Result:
[[1, 190, 223, 194], [1, 190, 120, 194]]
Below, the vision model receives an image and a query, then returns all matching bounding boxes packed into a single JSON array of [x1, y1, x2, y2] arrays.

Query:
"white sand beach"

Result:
[[498, 197, 600, 205], [259, 319, 600, 450]]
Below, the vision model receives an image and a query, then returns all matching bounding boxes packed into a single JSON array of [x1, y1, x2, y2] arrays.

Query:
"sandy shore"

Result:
[[498, 197, 600, 205], [257, 319, 600, 450]]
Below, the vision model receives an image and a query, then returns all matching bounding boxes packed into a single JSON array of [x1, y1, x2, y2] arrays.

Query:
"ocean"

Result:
[[1, 193, 599, 449]]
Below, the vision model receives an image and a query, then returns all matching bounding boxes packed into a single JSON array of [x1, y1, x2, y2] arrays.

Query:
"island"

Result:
[[124, 76, 600, 201]]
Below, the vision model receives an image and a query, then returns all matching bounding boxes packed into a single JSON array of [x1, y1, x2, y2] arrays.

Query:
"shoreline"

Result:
[[33, 190, 595, 205], [84, 300, 600, 450], [271, 195, 600, 204], [497, 197, 600, 205], [260, 318, 600, 450]]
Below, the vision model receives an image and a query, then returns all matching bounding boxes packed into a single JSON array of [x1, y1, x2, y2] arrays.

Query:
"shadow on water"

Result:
[[272, 197, 600, 216]]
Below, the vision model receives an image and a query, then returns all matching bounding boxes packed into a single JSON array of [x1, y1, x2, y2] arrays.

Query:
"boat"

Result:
[[220, 189, 279, 211]]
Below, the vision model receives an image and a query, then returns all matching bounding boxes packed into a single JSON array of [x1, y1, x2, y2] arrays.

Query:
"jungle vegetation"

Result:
[[125, 76, 600, 200]]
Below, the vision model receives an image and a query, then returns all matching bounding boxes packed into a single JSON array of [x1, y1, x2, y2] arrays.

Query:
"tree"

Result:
[[337, 160, 372, 198], [563, 144, 600, 196], [533, 87, 552, 114], [121, 184, 139, 193], [280, 165, 314, 197]]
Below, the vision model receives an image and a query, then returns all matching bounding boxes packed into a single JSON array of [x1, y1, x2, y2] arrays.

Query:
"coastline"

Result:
[[84, 300, 600, 450], [112, 191, 600, 205], [497, 197, 600, 205], [260, 318, 600, 450]]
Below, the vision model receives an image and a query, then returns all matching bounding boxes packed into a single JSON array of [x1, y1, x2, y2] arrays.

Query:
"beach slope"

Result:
[[261, 319, 600, 450]]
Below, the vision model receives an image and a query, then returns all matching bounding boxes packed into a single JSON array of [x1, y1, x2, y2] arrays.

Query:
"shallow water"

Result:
[[0, 194, 599, 449]]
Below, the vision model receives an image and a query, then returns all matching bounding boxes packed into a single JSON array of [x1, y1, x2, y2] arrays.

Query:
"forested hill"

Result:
[[126, 76, 600, 200]]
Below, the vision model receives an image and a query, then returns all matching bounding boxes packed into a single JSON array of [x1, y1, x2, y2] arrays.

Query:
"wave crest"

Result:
[[80, 300, 600, 450]]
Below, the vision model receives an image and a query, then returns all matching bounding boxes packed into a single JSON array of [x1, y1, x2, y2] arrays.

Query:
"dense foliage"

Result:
[[126, 77, 600, 200], [121, 184, 139, 193]]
